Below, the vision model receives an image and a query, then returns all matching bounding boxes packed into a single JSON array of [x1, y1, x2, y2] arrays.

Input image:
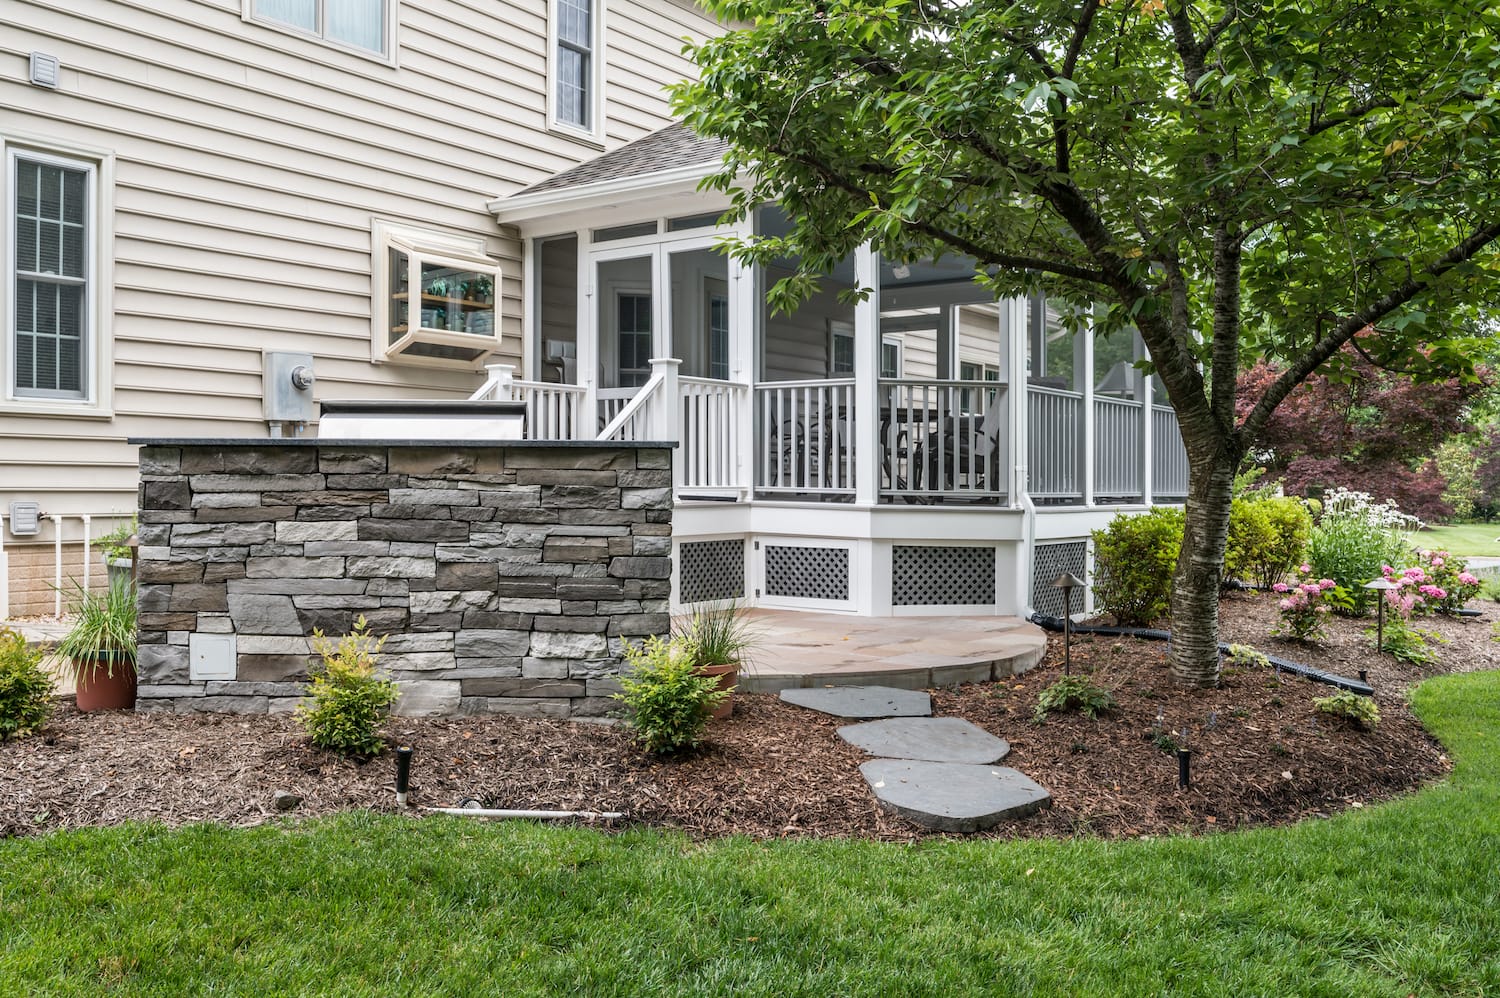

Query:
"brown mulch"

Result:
[[1, 592, 1484, 841]]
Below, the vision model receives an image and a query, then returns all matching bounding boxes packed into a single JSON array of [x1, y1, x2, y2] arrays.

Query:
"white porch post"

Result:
[[650, 357, 683, 491], [732, 237, 756, 496], [577, 235, 598, 439], [853, 244, 881, 506], [1081, 319, 1095, 507], [1006, 295, 1029, 507], [1141, 356, 1155, 507]]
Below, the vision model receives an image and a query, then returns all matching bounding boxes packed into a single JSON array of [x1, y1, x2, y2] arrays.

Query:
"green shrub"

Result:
[[1226, 495, 1313, 588], [1369, 612, 1442, 666], [1313, 691, 1381, 729], [1225, 643, 1270, 669], [1091, 507, 1184, 625], [0, 628, 53, 741], [1034, 674, 1116, 723], [296, 617, 398, 758], [1307, 516, 1412, 615], [614, 636, 728, 754]]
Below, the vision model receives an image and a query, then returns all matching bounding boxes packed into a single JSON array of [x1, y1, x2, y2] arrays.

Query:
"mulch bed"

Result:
[[2, 592, 1485, 842]]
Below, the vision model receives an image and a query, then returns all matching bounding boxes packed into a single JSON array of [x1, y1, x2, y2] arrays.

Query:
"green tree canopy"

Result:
[[676, 0, 1500, 684]]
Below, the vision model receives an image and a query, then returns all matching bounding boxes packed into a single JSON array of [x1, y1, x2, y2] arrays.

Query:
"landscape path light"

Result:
[[1051, 572, 1086, 675], [1363, 578, 1401, 654]]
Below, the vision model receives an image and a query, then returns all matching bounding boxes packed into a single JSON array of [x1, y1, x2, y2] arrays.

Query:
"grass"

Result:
[[1415, 521, 1500, 558], [2, 672, 1499, 995]]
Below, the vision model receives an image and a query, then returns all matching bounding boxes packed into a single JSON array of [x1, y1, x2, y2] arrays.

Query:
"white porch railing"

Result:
[[1027, 386, 1084, 500], [597, 389, 639, 435], [469, 364, 587, 440], [0, 512, 120, 619], [1153, 405, 1190, 498], [678, 377, 749, 493], [754, 379, 857, 496], [879, 380, 1009, 503], [1093, 396, 1144, 499], [599, 380, 662, 442]]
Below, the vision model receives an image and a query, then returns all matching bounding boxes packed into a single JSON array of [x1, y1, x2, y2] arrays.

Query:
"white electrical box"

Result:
[[7, 501, 40, 536], [189, 633, 237, 682]]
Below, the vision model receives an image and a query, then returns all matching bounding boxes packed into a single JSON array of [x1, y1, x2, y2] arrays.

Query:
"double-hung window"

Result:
[[551, 0, 602, 138], [250, 0, 390, 59], [5, 143, 108, 411]]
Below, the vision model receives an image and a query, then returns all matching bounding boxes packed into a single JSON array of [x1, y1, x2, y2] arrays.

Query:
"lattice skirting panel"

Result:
[[678, 539, 746, 604], [763, 544, 850, 602], [1032, 541, 1088, 617], [891, 545, 996, 606]]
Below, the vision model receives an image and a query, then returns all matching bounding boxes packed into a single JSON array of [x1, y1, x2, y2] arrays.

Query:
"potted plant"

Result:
[[677, 603, 756, 720], [95, 515, 137, 589], [55, 575, 138, 711]]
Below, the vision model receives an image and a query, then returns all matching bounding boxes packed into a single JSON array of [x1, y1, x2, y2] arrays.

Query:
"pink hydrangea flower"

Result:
[[1382, 565, 1395, 578], [1432, 557, 1445, 568], [1301, 583, 1322, 595], [1458, 572, 1479, 585], [1319, 579, 1337, 590], [1403, 567, 1424, 580], [1299, 563, 1311, 574], [1419, 585, 1446, 600], [1278, 598, 1295, 611], [1272, 582, 1290, 593]]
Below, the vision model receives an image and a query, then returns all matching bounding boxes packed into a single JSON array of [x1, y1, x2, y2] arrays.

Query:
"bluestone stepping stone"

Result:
[[837, 717, 1010, 765], [779, 685, 931, 718], [860, 760, 1051, 833]]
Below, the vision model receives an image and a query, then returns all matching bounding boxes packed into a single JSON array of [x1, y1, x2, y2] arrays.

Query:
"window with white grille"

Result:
[[550, 0, 604, 140], [5, 142, 110, 414], [892, 545, 995, 606]]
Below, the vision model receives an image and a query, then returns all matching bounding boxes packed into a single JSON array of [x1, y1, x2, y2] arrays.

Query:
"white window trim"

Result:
[[370, 219, 501, 368], [828, 319, 854, 376], [242, 0, 400, 67], [547, 0, 607, 146], [1, 133, 114, 419], [880, 334, 904, 378]]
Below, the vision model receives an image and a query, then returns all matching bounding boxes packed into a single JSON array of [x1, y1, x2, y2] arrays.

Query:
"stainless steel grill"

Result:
[[318, 400, 527, 440]]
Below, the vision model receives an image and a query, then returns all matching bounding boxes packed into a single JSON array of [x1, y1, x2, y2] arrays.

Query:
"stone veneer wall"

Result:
[[133, 441, 672, 717]]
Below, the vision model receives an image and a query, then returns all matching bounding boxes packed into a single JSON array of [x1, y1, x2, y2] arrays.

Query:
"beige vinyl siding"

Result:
[[0, 0, 722, 533]]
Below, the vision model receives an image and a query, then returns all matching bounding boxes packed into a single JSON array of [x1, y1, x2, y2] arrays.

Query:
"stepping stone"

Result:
[[860, 760, 1051, 833], [837, 717, 1010, 765], [780, 685, 932, 719]]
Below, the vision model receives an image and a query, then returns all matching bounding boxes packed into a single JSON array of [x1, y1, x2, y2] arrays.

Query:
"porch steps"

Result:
[[734, 610, 1047, 693]]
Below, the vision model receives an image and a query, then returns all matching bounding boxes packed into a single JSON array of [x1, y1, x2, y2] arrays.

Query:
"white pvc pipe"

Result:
[[424, 807, 625, 821], [81, 515, 92, 594], [51, 515, 63, 618]]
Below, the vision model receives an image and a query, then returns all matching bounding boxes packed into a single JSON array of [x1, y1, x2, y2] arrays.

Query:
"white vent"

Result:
[[679, 539, 745, 604], [892, 545, 995, 606], [29, 52, 60, 88], [1032, 541, 1088, 617], [764, 545, 849, 602]]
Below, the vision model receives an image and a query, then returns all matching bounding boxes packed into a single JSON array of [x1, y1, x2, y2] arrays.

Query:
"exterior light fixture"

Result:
[[1051, 572, 1086, 675], [1363, 578, 1401, 654]]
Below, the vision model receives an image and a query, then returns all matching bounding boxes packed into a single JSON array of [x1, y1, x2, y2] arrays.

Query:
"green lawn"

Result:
[[3, 673, 1499, 996], [1416, 521, 1500, 559]]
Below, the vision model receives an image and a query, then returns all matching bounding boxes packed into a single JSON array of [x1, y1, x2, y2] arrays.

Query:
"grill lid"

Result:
[[318, 399, 527, 440]]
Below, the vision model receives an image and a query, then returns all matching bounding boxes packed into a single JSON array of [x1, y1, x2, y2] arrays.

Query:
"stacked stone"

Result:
[[133, 442, 672, 717]]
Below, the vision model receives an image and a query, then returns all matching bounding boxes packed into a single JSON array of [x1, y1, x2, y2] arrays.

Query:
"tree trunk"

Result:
[[1169, 446, 1239, 686]]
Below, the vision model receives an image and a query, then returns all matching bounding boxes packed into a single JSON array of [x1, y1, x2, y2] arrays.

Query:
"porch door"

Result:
[[591, 248, 662, 430]]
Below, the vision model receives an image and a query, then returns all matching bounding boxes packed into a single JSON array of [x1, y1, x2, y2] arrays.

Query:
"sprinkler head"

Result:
[[395, 746, 414, 807]]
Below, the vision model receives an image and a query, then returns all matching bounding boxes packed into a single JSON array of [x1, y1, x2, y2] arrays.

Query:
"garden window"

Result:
[[250, 0, 391, 57], [373, 222, 500, 366], [6, 145, 107, 409]]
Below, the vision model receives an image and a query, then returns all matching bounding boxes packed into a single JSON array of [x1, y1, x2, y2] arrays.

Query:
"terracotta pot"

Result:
[[73, 654, 137, 712], [697, 662, 738, 720]]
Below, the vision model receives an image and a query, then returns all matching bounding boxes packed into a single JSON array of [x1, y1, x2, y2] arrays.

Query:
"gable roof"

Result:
[[519, 122, 728, 196]]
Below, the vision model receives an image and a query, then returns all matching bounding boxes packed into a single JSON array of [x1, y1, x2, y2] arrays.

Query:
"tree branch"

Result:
[[1307, 96, 1399, 137], [1240, 219, 1500, 444]]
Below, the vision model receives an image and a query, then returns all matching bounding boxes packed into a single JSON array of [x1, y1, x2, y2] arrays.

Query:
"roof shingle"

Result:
[[519, 123, 727, 196]]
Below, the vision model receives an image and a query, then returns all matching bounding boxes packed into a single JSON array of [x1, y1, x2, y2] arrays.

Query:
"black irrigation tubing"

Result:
[[1028, 614, 1375, 697]]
